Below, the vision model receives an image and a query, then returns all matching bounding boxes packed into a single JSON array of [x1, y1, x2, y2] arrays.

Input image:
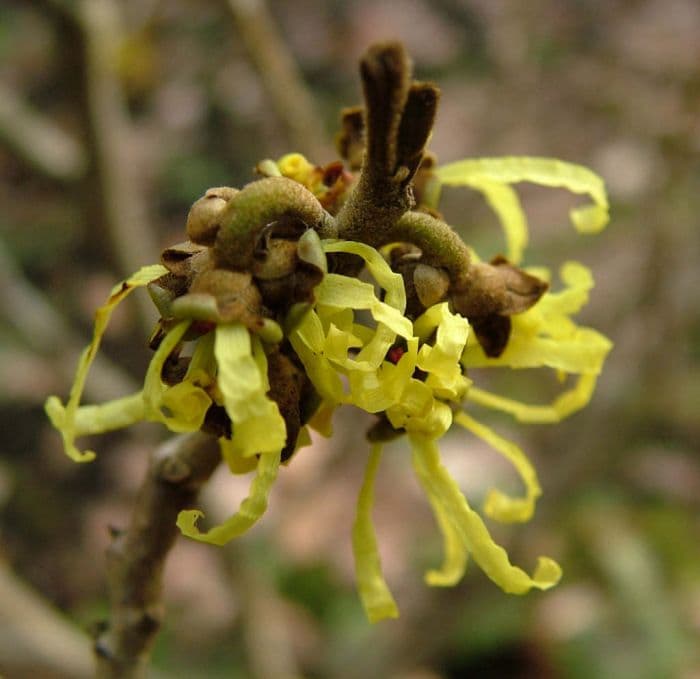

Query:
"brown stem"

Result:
[[336, 43, 439, 247], [387, 210, 471, 288], [94, 432, 221, 678], [213, 177, 335, 270]]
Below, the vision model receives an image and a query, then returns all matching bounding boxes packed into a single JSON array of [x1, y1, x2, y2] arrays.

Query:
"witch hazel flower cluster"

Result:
[[46, 43, 612, 622]]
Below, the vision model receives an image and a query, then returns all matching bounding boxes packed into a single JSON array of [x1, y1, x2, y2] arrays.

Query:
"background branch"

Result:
[[227, 0, 327, 160], [0, 559, 93, 679], [0, 82, 87, 182], [77, 0, 159, 331], [94, 432, 221, 678], [0, 238, 137, 401]]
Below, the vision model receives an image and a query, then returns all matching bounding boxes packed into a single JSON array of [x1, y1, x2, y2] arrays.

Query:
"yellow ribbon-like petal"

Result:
[[410, 435, 561, 594], [214, 323, 287, 457], [414, 303, 470, 400], [62, 392, 147, 436], [466, 373, 600, 424], [454, 411, 541, 523], [436, 157, 610, 260], [461, 262, 612, 422], [177, 450, 281, 545], [420, 480, 469, 587], [352, 444, 399, 622], [44, 264, 168, 462], [143, 320, 211, 433]]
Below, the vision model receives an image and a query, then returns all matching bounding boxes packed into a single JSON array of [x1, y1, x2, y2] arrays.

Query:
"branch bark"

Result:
[[94, 432, 221, 678]]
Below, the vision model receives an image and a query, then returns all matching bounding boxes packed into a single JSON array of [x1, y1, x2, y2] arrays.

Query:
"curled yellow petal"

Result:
[[177, 450, 281, 545], [65, 392, 146, 436], [44, 264, 168, 462], [322, 239, 406, 312], [306, 400, 336, 437], [437, 157, 609, 242], [142, 320, 204, 431], [466, 373, 599, 424], [457, 179, 528, 264], [315, 274, 412, 343], [414, 303, 470, 400], [160, 381, 212, 432], [454, 411, 540, 523], [419, 480, 468, 587], [460, 258, 611, 423], [352, 444, 399, 622], [410, 435, 561, 593], [214, 324, 287, 457], [288, 310, 347, 404]]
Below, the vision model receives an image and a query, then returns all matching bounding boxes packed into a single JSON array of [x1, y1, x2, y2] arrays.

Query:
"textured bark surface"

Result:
[[94, 432, 221, 678]]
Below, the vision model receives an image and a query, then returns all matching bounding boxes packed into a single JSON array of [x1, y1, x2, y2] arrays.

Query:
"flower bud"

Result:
[[186, 187, 238, 245]]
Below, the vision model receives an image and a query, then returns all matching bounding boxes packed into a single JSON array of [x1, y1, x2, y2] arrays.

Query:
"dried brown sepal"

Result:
[[252, 239, 299, 281], [451, 258, 548, 318], [360, 42, 412, 177], [160, 242, 210, 279], [335, 106, 365, 170], [450, 256, 548, 357], [254, 229, 326, 312], [266, 349, 306, 462], [388, 244, 448, 318], [395, 82, 440, 183], [470, 314, 512, 358], [413, 263, 450, 308]]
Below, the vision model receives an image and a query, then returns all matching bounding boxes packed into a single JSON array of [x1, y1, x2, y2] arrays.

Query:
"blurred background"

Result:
[[1, 0, 699, 677]]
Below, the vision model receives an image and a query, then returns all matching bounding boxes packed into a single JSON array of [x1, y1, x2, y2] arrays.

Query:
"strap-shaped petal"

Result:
[[454, 411, 541, 523], [289, 310, 347, 404], [466, 373, 599, 423], [322, 239, 406, 312], [461, 179, 528, 264], [418, 477, 469, 587], [177, 450, 281, 545], [352, 444, 399, 622], [66, 392, 147, 436], [461, 260, 611, 421], [214, 324, 287, 457], [320, 240, 411, 370], [414, 303, 470, 400], [44, 264, 168, 462], [436, 157, 610, 253], [143, 321, 211, 433], [410, 435, 561, 594]]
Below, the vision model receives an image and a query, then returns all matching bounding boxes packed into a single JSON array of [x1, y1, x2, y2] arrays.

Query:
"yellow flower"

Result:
[[45, 152, 612, 625], [45, 269, 288, 545], [283, 157, 612, 622]]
